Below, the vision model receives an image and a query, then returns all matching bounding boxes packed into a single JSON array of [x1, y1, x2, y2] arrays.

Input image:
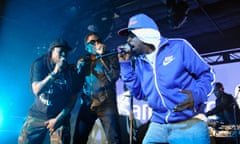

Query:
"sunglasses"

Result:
[[87, 39, 102, 45]]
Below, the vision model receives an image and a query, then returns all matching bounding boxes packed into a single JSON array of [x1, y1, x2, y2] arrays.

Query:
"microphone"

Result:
[[117, 43, 132, 57], [90, 43, 132, 59], [54, 56, 67, 73], [60, 56, 67, 63], [60, 56, 68, 69]]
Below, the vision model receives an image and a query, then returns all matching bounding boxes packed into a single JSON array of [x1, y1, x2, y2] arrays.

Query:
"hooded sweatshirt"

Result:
[[119, 28, 215, 124]]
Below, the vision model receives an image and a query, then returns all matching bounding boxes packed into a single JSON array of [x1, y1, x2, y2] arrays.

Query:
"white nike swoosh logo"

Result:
[[163, 56, 175, 66]]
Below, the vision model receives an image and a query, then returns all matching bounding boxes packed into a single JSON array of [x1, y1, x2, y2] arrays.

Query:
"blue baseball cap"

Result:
[[118, 13, 159, 36]]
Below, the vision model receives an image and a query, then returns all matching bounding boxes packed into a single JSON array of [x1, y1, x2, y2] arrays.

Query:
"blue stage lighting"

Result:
[[0, 108, 3, 128]]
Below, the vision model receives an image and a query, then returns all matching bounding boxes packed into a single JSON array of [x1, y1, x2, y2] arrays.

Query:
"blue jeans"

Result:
[[142, 118, 210, 144]]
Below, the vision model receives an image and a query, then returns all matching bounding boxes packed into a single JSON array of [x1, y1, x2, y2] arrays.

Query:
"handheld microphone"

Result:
[[117, 43, 132, 57], [88, 43, 132, 59], [60, 56, 67, 63], [60, 56, 68, 69]]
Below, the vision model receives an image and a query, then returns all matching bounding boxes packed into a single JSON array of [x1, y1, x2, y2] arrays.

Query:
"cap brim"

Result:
[[118, 27, 129, 36], [53, 45, 72, 51], [62, 46, 72, 51]]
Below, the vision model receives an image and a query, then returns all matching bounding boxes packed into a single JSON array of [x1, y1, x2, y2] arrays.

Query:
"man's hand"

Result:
[[117, 43, 132, 62], [173, 89, 194, 112], [118, 53, 131, 62], [53, 57, 67, 74], [45, 118, 61, 135]]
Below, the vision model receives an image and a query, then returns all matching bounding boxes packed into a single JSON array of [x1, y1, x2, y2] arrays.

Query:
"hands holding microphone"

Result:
[[52, 56, 68, 76], [117, 43, 133, 61]]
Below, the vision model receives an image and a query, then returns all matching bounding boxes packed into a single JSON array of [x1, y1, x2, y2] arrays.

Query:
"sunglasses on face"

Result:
[[87, 39, 102, 45]]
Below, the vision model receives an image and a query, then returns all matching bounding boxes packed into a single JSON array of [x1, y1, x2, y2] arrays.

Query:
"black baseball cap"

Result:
[[49, 38, 72, 51]]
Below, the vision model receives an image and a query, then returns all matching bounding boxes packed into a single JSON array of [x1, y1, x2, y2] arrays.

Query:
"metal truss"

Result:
[[201, 48, 240, 65]]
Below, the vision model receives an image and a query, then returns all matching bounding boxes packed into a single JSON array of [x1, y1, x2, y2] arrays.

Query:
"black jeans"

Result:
[[73, 102, 122, 144]]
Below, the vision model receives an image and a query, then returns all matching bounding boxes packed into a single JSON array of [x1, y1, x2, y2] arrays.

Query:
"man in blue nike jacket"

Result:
[[117, 13, 215, 144]]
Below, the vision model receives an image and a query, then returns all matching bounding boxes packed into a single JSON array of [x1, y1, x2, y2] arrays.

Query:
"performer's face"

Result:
[[126, 32, 150, 56], [85, 34, 105, 55], [213, 86, 223, 97], [51, 47, 68, 63]]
